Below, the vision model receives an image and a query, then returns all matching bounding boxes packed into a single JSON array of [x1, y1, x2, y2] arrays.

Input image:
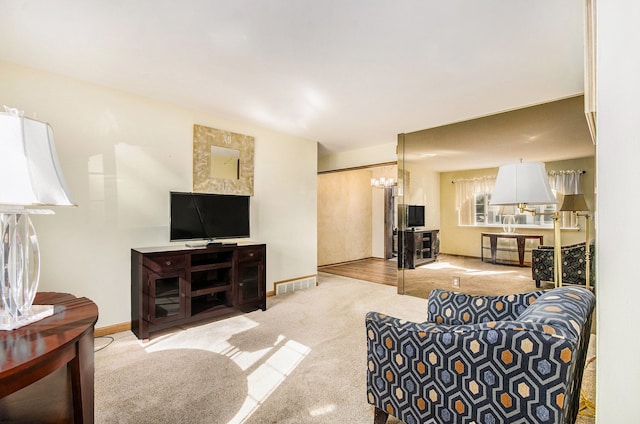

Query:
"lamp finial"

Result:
[[3, 105, 24, 116]]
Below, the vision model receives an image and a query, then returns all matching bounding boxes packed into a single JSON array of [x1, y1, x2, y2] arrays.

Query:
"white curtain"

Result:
[[548, 170, 584, 195], [453, 170, 583, 209], [548, 169, 585, 228], [453, 176, 496, 211]]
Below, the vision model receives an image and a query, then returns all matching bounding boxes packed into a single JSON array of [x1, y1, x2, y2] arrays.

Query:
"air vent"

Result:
[[275, 276, 317, 295]]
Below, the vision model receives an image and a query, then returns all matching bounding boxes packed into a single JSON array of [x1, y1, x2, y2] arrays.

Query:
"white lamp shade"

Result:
[[0, 112, 75, 206], [491, 162, 557, 206], [498, 205, 518, 215]]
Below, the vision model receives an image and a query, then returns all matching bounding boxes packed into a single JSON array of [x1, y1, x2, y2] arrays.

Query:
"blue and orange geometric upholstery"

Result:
[[427, 289, 545, 325], [532, 241, 596, 288], [366, 286, 595, 424]]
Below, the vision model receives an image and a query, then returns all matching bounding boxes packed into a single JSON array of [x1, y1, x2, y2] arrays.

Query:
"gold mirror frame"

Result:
[[193, 124, 254, 195]]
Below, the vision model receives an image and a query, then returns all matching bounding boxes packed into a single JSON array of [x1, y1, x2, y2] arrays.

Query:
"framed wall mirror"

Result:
[[193, 124, 254, 195]]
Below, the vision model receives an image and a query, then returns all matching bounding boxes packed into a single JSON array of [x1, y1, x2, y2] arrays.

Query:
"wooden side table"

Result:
[[0, 292, 98, 423], [481, 233, 544, 267]]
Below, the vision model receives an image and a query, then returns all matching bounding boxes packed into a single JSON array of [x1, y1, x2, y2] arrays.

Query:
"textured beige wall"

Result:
[[439, 156, 595, 258], [318, 169, 373, 265]]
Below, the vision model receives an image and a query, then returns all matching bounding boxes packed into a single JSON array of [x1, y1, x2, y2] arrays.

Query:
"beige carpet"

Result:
[[95, 272, 595, 423], [402, 254, 548, 299]]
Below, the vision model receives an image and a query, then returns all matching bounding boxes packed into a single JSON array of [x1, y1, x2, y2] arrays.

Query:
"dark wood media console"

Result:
[[398, 229, 440, 269], [131, 242, 266, 340]]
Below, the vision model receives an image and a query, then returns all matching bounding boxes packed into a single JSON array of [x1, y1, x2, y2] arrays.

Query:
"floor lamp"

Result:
[[559, 194, 592, 291], [491, 161, 562, 286], [0, 107, 75, 330]]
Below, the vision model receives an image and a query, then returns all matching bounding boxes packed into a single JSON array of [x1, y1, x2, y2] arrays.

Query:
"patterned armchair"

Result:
[[532, 241, 595, 288], [365, 286, 595, 424]]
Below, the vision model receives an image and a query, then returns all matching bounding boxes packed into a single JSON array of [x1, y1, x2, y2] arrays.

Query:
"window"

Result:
[[459, 189, 557, 228], [474, 193, 495, 225], [454, 169, 584, 230]]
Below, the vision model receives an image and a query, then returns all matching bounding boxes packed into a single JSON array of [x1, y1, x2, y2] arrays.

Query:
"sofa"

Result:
[[365, 286, 595, 424], [532, 241, 595, 288]]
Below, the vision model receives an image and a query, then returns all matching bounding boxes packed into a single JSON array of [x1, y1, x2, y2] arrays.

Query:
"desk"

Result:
[[481, 233, 544, 267], [0, 292, 98, 423]]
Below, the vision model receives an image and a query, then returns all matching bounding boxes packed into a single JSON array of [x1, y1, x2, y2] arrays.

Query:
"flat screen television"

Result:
[[407, 205, 425, 228], [170, 192, 250, 242]]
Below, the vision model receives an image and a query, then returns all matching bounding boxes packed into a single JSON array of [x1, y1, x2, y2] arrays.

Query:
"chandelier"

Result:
[[370, 177, 395, 188]]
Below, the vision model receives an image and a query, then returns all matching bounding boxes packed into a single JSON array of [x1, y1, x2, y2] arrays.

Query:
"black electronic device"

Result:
[[170, 192, 250, 242], [407, 205, 425, 228]]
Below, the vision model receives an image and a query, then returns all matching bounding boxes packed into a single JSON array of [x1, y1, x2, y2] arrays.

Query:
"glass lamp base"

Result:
[[502, 215, 517, 233], [0, 304, 53, 330], [1, 211, 42, 329]]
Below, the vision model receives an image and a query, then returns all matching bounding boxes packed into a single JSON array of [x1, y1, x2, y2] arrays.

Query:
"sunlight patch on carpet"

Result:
[[309, 403, 337, 416], [228, 339, 311, 424], [421, 261, 467, 271], [421, 261, 519, 277], [465, 270, 519, 276], [139, 315, 310, 424]]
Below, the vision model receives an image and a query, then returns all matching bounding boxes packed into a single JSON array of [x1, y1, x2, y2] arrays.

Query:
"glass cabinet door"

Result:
[[148, 271, 186, 323], [237, 262, 263, 304]]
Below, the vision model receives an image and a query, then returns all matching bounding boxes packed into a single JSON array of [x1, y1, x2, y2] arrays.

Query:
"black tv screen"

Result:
[[170, 192, 250, 241], [407, 205, 425, 227]]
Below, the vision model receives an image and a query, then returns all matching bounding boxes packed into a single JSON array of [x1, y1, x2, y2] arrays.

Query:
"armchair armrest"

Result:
[[426, 289, 544, 325]]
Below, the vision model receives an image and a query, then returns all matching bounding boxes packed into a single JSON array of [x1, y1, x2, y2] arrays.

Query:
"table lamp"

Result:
[[498, 205, 517, 233], [491, 161, 562, 286], [0, 106, 75, 330]]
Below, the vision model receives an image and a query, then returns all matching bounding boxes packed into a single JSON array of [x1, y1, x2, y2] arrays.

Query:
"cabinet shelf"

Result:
[[191, 284, 232, 297], [191, 262, 233, 272], [155, 302, 181, 318], [191, 251, 234, 267], [153, 287, 180, 298], [191, 293, 231, 315]]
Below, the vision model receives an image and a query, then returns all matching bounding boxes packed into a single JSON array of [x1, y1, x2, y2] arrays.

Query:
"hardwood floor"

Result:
[[318, 258, 397, 286], [318, 254, 539, 297]]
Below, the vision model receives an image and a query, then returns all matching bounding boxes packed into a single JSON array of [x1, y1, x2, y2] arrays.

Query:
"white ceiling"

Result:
[[0, 1, 587, 160]]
